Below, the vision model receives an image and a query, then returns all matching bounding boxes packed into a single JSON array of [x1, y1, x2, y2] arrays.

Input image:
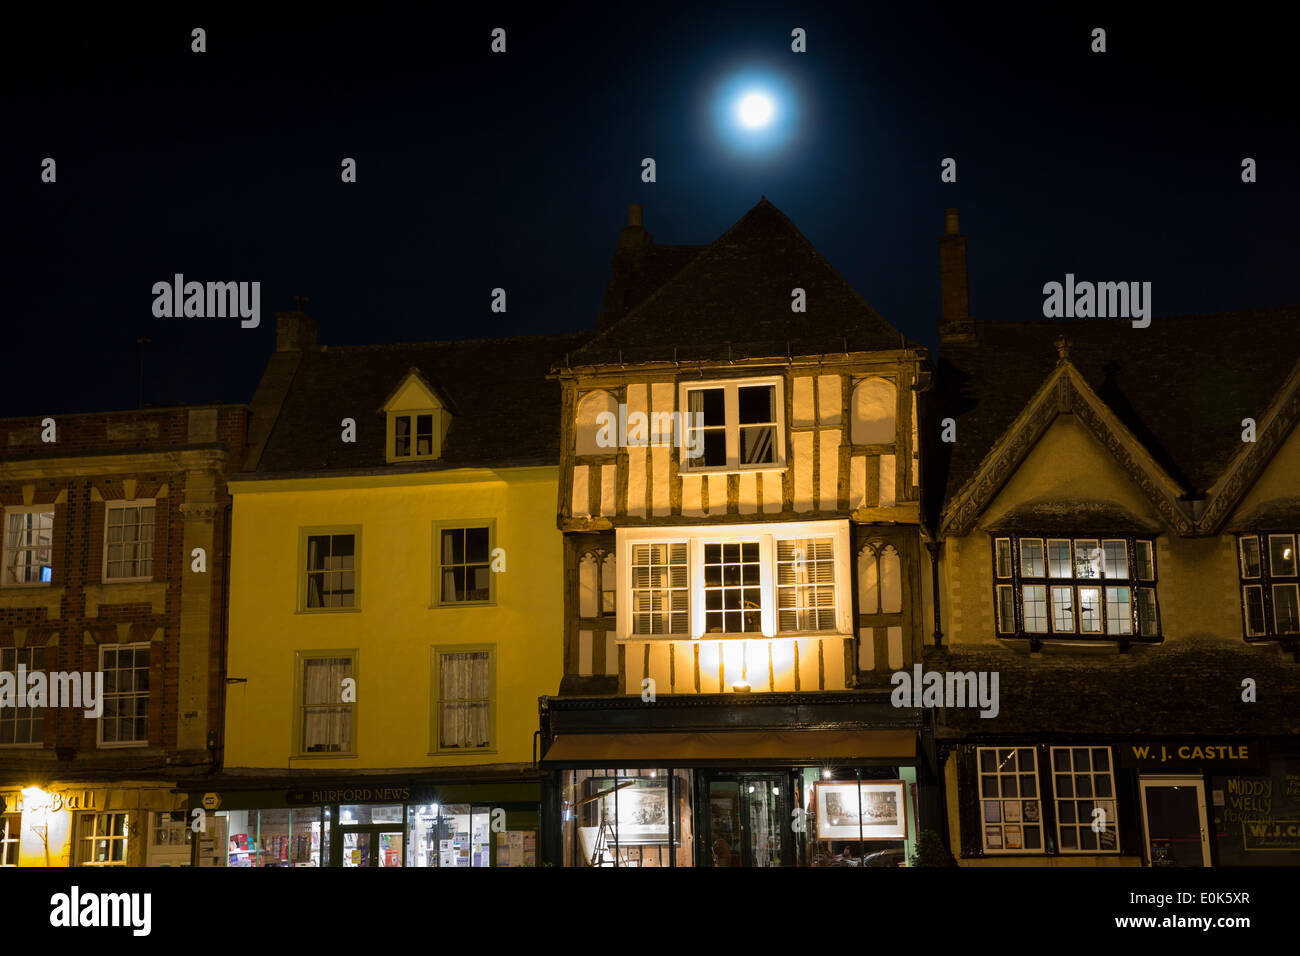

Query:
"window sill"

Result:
[[430, 601, 497, 609], [96, 741, 151, 750], [0, 582, 53, 590], [680, 464, 787, 477], [429, 748, 498, 757], [101, 577, 154, 585], [291, 752, 359, 760], [295, 606, 362, 614]]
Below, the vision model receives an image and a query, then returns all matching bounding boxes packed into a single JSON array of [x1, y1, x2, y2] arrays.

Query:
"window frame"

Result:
[[677, 375, 787, 475], [386, 408, 443, 463], [1, 813, 19, 866], [975, 746, 1045, 855], [292, 648, 360, 759], [0, 645, 47, 747], [431, 519, 497, 608], [429, 643, 497, 755], [615, 520, 851, 641], [1049, 745, 1121, 854], [101, 499, 156, 583], [990, 533, 1159, 645], [1236, 532, 1300, 642], [2, 506, 55, 588], [96, 641, 151, 749], [75, 811, 131, 866], [296, 525, 362, 613]]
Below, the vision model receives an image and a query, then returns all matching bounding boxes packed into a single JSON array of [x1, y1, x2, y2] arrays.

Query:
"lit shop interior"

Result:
[[194, 800, 537, 867], [557, 767, 920, 867]]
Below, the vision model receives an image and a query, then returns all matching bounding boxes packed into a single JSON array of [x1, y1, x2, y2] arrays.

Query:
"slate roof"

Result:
[[931, 305, 1300, 515], [926, 639, 1300, 737], [253, 332, 589, 474], [568, 198, 916, 367]]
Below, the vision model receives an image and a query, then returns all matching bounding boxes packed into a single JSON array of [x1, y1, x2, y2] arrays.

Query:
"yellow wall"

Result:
[[1230, 418, 1300, 522], [223, 466, 562, 769]]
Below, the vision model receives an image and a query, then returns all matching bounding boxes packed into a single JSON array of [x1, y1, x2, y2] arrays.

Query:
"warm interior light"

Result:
[[821, 769, 832, 779]]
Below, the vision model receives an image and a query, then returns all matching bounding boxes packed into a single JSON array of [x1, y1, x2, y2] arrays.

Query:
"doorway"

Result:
[[336, 826, 405, 867], [700, 772, 792, 867], [1139, 775, 1211, 866]]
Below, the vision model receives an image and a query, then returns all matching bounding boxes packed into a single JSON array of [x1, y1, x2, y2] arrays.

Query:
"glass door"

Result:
[[337, 827, 405, 866], [339, 829, 371, 867], [1139, 776, 1211, 866], [702, 773, 790, 866], [376, 830, 404, 867]]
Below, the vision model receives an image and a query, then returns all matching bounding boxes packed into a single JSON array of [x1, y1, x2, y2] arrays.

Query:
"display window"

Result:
[[202, 808, 325, 867], [560, 768, 694, 867]]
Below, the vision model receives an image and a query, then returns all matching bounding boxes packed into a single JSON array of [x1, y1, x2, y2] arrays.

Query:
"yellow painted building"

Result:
[[187, 312, 585, 867]]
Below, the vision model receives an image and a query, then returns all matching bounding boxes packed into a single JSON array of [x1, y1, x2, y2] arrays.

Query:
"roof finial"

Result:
[[292, 294, 310, 312], [1054, 334, 1072, 361]]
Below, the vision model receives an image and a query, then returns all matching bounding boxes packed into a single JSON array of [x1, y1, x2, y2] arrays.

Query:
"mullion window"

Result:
[[98, 643, 149, 747], [1051, 746, 1119, 853], [995, 534, 1157, 642], [703, 542, 762, 634], [682, 379, 784, 472], [0, 646, 46, 744], [1237, 532, 1300, 640], [3, 509, 54, 585], [631, 543, 689, 635], [976, 747, 1043, 853]]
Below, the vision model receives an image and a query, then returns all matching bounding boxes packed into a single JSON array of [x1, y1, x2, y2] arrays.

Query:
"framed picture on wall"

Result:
[[583, 777, 675, 845], [814, 780, 907, 841]]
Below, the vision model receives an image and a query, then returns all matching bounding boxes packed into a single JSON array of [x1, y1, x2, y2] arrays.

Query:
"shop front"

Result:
[[0, 779, 189, 867], [539, 692, 934, 867], [185, 775, 540, 867]]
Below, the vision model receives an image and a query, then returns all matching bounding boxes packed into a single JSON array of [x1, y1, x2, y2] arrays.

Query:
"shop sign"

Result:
[[286, 785, 412, 806], [201, 792, 221, 810], [0, 788, 97, 813], [1121, 740, 1259, 771]]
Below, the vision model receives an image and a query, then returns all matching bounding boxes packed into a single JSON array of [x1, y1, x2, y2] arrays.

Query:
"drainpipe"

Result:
[[926, 540, 944, 648]]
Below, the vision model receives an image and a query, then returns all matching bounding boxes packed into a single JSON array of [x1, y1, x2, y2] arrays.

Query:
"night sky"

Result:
[[8, 5, 1297, 416]]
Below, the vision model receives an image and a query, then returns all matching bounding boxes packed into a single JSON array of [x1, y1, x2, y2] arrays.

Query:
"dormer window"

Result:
[[382, 368, 451, 463]]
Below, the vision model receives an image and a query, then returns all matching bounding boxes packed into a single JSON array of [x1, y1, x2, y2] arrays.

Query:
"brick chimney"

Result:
[[275, 310, 319, 352], [939, 209, 975, 343], [596, 203, 654, 331]]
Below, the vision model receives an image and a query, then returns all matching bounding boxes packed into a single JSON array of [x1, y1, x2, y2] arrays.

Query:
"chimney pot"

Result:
[[939, 209, 973, 342], [628, 203, 643, 227], [945, 208, 960, 236], [275, 311, 319, 352]]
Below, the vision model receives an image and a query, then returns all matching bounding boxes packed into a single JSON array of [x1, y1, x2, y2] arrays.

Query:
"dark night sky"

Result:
[[7, 5, 1298, 416]]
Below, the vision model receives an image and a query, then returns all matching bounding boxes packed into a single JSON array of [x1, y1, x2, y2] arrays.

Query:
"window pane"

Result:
[[995, 539, 1012, 578], [1243, 586, 1265, 636], [1077, 587, 1102, 633], [1022, 586, 1047, 633], [1102, 540, 1128, 578], [737, 385, 774, 424], [1074, 540, 1101, 579], [1020, 539, 1044, 577], [1239, 536, 1261, 578], [1051, 586, 1074, 632], [1105, 587, 1132, 635], [1136, 540, 1155, 580], [1138, 588, 1158, 637], [1273, 584, 1300, 635], [996, 585, 1015, 633], [1269, 535, 1296, 576], [1046, 540, 1071, 578]]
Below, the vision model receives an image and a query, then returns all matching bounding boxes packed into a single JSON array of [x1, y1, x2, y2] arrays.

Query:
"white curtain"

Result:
[[440, 652, 489, 748], [303, 657, 352, 751]]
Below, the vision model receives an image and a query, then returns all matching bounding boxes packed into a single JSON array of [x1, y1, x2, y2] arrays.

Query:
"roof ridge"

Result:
[[318, 330, 589, 354]]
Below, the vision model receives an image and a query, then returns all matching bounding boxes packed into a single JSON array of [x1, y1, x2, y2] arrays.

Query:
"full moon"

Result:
[[738, 92, 774, 128]]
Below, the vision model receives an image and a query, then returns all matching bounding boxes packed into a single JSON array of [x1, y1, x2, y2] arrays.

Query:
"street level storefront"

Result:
[[0, 779, 188, 867], [944, 735, 1300, 866], [184, 773, 540, 867], [539, 692, 935, 867]]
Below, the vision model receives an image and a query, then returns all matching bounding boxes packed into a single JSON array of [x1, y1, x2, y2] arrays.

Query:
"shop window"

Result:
[[213, 808, 323, 867], [295, 651, 356, 756], [432, 645, 494, 752], [561, 768, 693, 868], [992, 535, 1158, 643], [98, 643, 149, 748], [299, 527, 360, 611], [409, 805, 494, 867], [1236, 533, 1300, 640], [103, 501, 154, 581], [76, 811, 130, 865], [1050, 747, 1119, 853], [680, 377, 785, 472], [434, 521, 494, 605], [3, 508, 53, 586], [0, 646, 46, 745], [976, 747, 1043, 853], [1, 813, 19, 866]]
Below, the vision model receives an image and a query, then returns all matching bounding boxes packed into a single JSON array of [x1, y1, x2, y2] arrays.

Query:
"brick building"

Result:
[[0, 403, 246, 866]]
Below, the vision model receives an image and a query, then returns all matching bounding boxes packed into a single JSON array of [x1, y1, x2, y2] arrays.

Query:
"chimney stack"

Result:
[[275, 310, 319, 352], [939, 208, 975, 343]]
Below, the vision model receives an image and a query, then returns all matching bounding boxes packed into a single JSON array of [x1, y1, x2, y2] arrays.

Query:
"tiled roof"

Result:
[[253, 332, 589, 473], [569, 198, 916, 367], [931, 306, 1300, 512]]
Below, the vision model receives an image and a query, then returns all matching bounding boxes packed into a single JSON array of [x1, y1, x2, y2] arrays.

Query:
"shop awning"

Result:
[[540, 730, 915, 767]]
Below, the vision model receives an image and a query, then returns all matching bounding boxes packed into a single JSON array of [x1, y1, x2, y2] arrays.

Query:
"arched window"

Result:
[[578, 550, 617, 618], [575, 391, 618, 457], [857, 542, 902, 614], [851, 378, 896, 445]]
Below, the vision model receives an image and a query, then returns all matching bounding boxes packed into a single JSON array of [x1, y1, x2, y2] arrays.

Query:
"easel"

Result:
[[574, 780, 635, 867]]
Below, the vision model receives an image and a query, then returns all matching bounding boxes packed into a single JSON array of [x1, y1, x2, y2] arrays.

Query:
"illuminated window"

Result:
[[992, 535, 1158, 642], [295, 651, 356, 756], [2, 508, 53, 586], [1237, 533, 1299, 640], [776, 537, 836, 632], [432, 646, 494, 752], [977, 747, 1042, 853], [76, 812, 130, 866], [1051, 747, 1119, 853], [1, 814, 19, 866], [631, 543, 689, 635]]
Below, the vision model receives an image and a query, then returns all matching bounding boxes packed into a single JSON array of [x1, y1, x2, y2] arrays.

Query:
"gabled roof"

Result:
[[252, 332, 589, 474], [377, 367, 457, 416], [931, 306, 1300, 531], [568, 198, 916, 367]]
